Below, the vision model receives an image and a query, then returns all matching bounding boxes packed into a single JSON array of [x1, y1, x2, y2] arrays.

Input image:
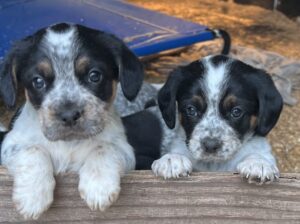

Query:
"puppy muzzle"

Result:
[[201, 137, 223, 154]]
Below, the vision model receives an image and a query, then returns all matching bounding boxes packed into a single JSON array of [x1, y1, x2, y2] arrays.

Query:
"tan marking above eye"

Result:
[[106, 80, 118, 107], [192, 95, 204, 107], [75, 56, 90, 74], [37, 60, 53, 77], [250, 115, 257, 129], [223, 94, 237, 109]]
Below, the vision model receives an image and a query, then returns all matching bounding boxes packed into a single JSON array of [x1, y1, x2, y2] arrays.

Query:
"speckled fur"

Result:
[[152, 55, 282, 184], [0, 23, 139, 220]]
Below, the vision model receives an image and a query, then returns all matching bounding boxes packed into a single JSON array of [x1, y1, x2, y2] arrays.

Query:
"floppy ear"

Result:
[[158, 60, 205, 129], [0, 53, 18, 108], [253, 71, 283, 136], [158, 68, 183, 129], [0, 30, 42, 108], [77, 25, 144, 101], [116, 43, 144, 101], [101, 33, 144, 101]]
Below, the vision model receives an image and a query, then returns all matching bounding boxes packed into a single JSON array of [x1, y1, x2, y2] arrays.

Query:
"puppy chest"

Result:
[[48, 141, 96, 173]]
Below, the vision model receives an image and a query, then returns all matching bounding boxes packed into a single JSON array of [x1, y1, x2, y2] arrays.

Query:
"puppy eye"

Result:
[[231, 107, 243, 118], [185, 105, 198, 117], [88, 70, 103, 83], [32, 76, 46, 90]]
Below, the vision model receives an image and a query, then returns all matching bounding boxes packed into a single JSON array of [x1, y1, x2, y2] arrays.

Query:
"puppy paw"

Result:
[[152, 154, 192, 179], [237, 158, 280, 185], [13, 176, 55, 220], [79, 175, 120, 211]]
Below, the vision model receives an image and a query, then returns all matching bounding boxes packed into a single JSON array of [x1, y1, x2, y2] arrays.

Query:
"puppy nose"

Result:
[[201, 137, 222, 153], [56, 105, 83, 125]]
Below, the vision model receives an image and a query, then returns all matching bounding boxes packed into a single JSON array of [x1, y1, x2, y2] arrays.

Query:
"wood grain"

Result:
[[0, 167, 299, 223]]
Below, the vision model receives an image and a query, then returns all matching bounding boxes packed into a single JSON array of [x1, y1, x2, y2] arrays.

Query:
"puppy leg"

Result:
[[152, 153, 192, 179], [5, 147, 55, 220], [237, 155, 279, 184], [152, 137, 192, 179], [236, 137, 279, 184], [78, 145, 127, 211]]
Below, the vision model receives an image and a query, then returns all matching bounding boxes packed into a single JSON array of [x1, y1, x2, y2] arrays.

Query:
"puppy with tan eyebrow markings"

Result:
[[154, 55, 282, 183], [0, 23, 143, 219], [132, 55, 283, 184]]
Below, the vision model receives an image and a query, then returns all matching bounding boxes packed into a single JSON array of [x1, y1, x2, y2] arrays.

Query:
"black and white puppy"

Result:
[[0, 23, 143, 219], [150, 55, 282, 183]]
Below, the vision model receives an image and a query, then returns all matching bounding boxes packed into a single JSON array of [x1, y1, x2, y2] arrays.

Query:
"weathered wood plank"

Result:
[[0, 167, 299, 223]]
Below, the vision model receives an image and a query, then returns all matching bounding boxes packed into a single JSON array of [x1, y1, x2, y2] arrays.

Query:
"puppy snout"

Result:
[[201, 137, 222, 154], [56, 103, 83, 126]]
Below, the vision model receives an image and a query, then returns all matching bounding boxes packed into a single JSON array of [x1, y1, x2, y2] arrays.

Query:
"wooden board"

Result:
[[0, 167, 299, 223]]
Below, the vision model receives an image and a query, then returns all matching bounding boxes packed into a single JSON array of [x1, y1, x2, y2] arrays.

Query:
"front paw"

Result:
[[79, 175, 120, 211], [13, 176, 55, 220], [152, 154, 192, 179], [237, 158, 280, 185]]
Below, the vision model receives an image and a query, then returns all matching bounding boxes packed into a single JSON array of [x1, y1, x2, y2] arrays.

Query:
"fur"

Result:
[[136, 55, 283, 184], [0, 23, 143, 219]]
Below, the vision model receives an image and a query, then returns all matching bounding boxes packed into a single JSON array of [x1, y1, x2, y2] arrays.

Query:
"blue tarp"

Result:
[[0, 0, 215, 58]]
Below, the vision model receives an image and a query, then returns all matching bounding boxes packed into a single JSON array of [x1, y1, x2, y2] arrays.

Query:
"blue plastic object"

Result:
[[0, 0, 215, 59]]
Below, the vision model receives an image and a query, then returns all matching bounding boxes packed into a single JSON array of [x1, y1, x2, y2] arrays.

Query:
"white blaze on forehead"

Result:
[[44, 27, 77, 56], [41, 25, 82, 101], [203, 57, 228, 99]]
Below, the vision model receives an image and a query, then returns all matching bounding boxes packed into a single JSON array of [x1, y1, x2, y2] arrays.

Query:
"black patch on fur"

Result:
[[50, 23, 71, 32], [144, 98, 157, 109], [0, 131, 7, 164], [0, 28, 46, 108], [75, 53, 116, 102], [219, 94, 257, 139], [0, 23, 144, 108], [122, 110, 162, 170], [227, 59, 283, 136], [76, 24, 144, 101], [158, 60, 206, 129], [20, 51, 55, 108], [178, 89, 207, 141], [0, 132, 6, 143], [210, 55, 230, 67], [159, 54, 282, 146]]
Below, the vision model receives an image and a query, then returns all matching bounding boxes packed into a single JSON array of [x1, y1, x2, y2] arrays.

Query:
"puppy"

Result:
[[0, 23, 143, 219], [144, 55, 282, 184]]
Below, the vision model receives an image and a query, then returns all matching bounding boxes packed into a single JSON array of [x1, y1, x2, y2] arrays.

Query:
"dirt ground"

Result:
[[129, 0, 300, 172], [0, 0, 299, 173]]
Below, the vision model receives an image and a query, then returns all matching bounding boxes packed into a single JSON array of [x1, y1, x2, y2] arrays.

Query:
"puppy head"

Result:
[[158, 55, 282, 162], [0, 23, 143, 141]]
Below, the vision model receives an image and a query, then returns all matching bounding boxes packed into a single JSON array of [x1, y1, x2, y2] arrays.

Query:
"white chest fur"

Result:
[[1, 102, 135, 174]]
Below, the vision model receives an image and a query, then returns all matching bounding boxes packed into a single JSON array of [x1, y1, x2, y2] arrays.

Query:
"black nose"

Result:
[[56, 104, 83, 126], [201, 137, 222, 153]]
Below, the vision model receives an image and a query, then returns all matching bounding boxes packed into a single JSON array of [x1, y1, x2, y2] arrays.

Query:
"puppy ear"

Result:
[[100, 33, 144, 101], [0, 30, 42, 108], [158, 61, 205, 129], [254, 71, 283, 136], [158, 68, 183, 129], [0, 53, 18, 108], [116, 44, 144, 101]]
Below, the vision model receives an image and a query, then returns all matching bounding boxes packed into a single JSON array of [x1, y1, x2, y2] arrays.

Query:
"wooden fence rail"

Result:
[[0, 167, 299, 223]]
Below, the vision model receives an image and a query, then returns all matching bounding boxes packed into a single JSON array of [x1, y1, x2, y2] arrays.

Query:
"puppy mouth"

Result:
[[44, 129, 103, 141], [188, 143, 236, 162], [199, 150, 231, 162], [42, 121, 105, 141]]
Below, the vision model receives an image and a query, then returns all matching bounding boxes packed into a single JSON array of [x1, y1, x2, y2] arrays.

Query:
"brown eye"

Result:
[[32, 76, 46, 90], [88, 70, 103, 83], [186, 105, 198, 117], [231, 107, 243, 118]]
